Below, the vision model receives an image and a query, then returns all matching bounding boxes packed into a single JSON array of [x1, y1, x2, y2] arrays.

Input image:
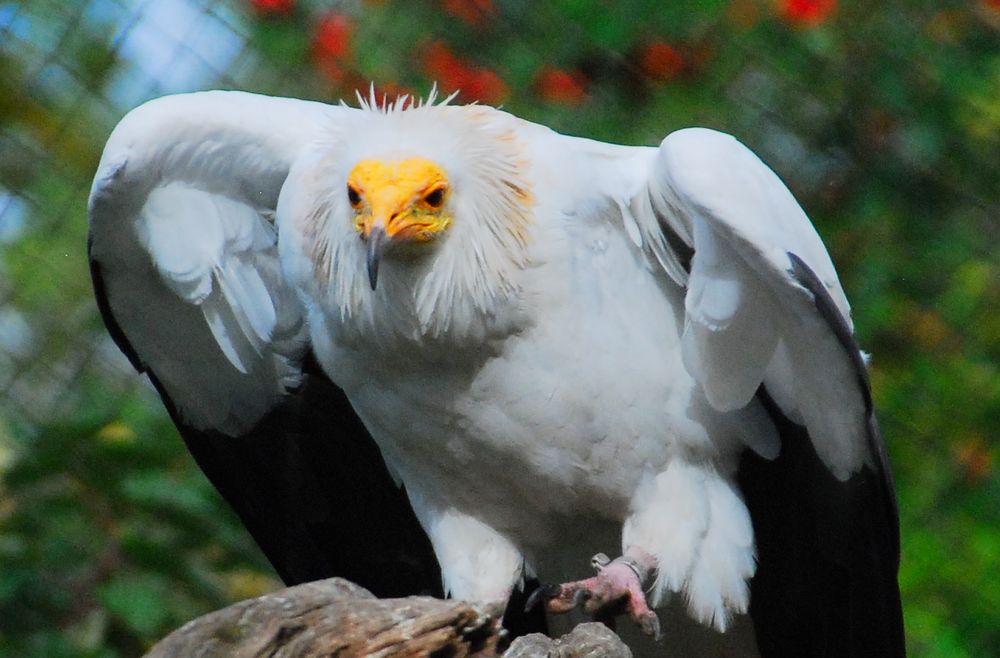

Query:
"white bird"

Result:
[[89, 90, 904, 657]]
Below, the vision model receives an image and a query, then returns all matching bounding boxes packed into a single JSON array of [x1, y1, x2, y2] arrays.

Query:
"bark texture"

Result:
[[143, 578, 632, 658]]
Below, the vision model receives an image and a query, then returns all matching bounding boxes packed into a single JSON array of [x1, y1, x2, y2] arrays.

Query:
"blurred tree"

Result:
[[0, 0, 997, 656]]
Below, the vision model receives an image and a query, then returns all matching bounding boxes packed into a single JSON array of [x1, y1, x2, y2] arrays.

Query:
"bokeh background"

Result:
[[1, 0, 998, 656]]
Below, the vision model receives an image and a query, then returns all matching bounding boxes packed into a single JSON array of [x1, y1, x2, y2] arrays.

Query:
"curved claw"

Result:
[[571, 587, 592, 609], [530, 555, 663, 639], [524, 583, 561, 613], [638, 610, 662, 640]]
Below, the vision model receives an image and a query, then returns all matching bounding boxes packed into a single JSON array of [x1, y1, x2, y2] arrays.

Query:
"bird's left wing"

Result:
[[625, 127, 904, 655], [626, 127, 887, 480], [88, 91, 441, 596]]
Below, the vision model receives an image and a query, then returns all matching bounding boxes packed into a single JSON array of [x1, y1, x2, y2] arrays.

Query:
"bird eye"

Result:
[[423, 187, 446, 209], [347, 185, 362, 208]]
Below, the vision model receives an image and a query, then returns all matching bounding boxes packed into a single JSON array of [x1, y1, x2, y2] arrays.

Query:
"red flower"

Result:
[[249, 0, 295, 16], [779, 0, 837, 26], [423, 41, 467, 87], [313, 12, 353, 61], [440, 0, 495, 27], [639, 41, 685, 82], [422, 41, 508, 104], [460, 69, 508, 104], [535, 67, 588, 105]]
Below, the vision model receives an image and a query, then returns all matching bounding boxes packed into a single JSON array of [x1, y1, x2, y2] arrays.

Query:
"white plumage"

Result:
[[89, 90, 904, 657]]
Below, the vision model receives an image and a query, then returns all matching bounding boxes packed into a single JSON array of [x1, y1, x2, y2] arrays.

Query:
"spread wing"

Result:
[[88, 91, 441, 597], [628, 128, 905, 656]]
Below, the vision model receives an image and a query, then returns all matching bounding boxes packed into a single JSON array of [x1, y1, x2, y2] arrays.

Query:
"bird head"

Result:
[[347, 157, 453, 289]]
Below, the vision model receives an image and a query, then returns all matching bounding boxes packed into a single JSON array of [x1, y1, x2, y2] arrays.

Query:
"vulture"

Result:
[[88, 90, 905, 657]]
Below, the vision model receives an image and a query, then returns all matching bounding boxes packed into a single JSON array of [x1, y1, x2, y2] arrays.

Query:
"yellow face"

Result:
[[347, 157, 453, 243]]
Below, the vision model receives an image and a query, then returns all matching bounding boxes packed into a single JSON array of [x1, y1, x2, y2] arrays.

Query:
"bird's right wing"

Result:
[[88, 91, 441, 595]]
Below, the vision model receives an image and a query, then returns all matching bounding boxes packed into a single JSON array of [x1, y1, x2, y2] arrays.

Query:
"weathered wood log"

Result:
[[143, 578, 503, 658], [143, 578, 633, 658]]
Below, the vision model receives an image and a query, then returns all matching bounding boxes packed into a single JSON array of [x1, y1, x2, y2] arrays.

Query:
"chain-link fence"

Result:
[[1, 1, 999, 655], [4, 1, 997, 425], [0, 0, 326, 429]]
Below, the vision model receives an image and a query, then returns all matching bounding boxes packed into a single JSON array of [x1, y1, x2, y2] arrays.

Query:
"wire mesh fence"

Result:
[[0, 0, 316, 429], [1, 1, 999, 655], [3, 0, 997, 426]]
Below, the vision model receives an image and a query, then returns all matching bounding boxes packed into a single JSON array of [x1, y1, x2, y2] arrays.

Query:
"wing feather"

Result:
[[88, 91, 442, 596], [643, 127, 867, 479], [630, 126, 904, 656], [87, 91, 332, 432]]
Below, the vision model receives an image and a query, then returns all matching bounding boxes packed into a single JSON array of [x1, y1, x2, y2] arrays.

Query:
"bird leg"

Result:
[[526, 546, 661, 639]]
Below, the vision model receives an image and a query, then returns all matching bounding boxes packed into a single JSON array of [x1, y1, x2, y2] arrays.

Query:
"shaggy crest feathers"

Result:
[[295, 95, 535, 347], [349, 83, 460, 115]]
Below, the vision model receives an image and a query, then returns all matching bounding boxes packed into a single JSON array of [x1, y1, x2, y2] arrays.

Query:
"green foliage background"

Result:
[[1, 0, 998, 656]]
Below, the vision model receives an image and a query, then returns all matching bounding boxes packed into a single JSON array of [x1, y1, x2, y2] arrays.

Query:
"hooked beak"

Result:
[[365, 226, 390, 290]]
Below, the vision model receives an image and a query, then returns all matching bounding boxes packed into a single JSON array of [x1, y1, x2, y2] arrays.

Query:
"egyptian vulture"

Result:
[[88, 90, 905, 657]]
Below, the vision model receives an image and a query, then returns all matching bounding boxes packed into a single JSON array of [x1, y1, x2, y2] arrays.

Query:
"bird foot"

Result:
[[526, 550, 661, 639]]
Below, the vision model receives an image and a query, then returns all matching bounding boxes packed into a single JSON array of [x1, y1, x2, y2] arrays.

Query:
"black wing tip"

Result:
[[162, 368, 444, 599], [786, 251, 900, 540], [743, 389, 907, 658], [785, 249, 901, 558], [88, 234, 146, 374]]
